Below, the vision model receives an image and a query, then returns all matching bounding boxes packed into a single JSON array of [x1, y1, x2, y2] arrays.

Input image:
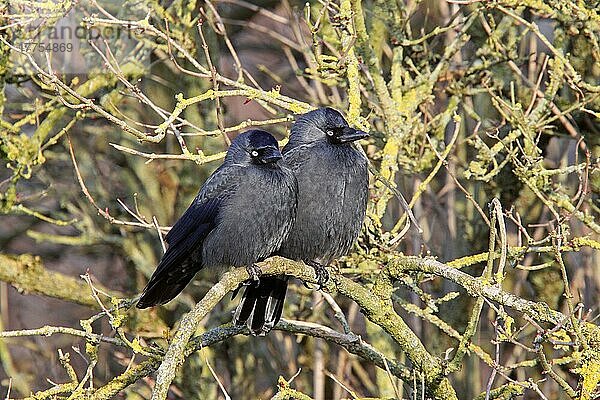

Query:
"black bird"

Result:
[[234, 108, 369, 334], [137, 130, 297, 315]]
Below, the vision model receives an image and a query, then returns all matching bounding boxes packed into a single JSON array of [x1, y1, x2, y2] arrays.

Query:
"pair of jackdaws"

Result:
[[136, 107, 369, 336]]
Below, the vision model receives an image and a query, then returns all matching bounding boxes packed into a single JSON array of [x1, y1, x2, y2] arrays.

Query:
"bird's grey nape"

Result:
[[287, 107, 349, 147]]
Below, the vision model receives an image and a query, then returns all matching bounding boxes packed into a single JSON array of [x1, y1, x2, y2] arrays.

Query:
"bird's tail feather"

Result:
[[233, 276, 288, 336], [136, 272, 196, 309]]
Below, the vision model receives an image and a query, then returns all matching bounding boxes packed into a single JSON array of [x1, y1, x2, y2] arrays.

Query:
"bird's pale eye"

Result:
[[326, 130, 334, 136], [251, 150, 259, 157]]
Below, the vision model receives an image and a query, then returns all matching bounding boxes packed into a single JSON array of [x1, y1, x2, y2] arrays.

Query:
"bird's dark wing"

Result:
[[163, 197, 219, 246], [137, 165, 241, 308], [165, 163, 241, 245]]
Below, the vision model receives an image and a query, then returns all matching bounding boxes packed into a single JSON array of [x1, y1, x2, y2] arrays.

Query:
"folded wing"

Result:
[[137, 166, 238, 308]]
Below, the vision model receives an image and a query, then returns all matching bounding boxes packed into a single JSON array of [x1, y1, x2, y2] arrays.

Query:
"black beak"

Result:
[[337, 127, 369, 143], [260, 147, 283, 164]]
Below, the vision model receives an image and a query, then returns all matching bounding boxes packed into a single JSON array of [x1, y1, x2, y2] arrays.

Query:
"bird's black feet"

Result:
[[246, 264, 262, 284], [306, 260, 329, 290]]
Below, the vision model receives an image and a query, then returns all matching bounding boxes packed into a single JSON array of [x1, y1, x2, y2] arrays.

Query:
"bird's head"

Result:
[[226, 129, 283, 166], [289, 107, 369, 146]]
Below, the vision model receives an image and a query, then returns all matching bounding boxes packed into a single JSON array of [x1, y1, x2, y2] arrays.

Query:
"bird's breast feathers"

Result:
[[279, 141, 368, 261], [202, 164, 297, 267]]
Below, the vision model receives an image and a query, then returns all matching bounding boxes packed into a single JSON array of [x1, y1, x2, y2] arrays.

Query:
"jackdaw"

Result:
[[234, 108, 369, 334], [137, 130, 297, 315]]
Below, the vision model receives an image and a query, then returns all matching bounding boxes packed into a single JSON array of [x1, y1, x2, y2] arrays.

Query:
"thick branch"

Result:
[[387, 255, 564, 325], [276, 320, 411, 380], [4, 252, 577, 399], [0, 253, 118, 308], [90, 325, 244, 400], [332, 269, 457, 399], [150, 257, 458, 400], [0, 252, 164, 332], [89, 319, 411, 399], [150, 258, 318, 400]]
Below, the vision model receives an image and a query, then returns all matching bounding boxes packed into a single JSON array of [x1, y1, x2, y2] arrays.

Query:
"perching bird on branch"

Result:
[[137, 130, 297, 312], [234, 108, 369, 335]]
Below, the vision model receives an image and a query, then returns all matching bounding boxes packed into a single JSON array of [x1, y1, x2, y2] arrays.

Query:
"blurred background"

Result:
[[1, 0, 599, 399]]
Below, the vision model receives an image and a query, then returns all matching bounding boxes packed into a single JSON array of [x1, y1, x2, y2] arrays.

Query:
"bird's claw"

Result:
[[315, 267, 329, 290], [307, 261, 329, 290], [246, 264, 262, 284]]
